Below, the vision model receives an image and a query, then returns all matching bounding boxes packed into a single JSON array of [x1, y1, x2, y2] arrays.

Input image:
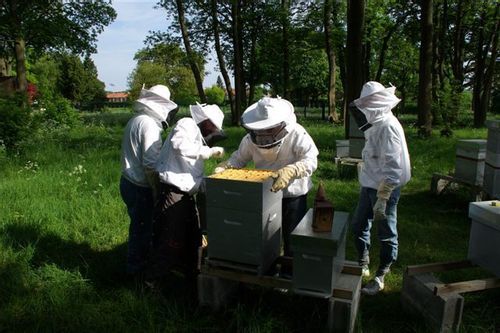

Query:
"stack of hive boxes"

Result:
[[205, 169, 282, 275], [454, 139, 486, 186], [291, 209, 348, 297], [484, 120, 500, 198], [468, 201, 500, 277]]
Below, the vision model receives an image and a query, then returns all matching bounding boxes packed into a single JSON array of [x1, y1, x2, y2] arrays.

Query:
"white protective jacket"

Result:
[[358, 108, 411, 190], [156, 118, 214, 195], [228, 123, 319, 198], [121, 109, 163, 188]]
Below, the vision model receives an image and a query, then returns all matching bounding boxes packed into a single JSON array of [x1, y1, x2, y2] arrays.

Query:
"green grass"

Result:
[[0, 109, 499, 332]]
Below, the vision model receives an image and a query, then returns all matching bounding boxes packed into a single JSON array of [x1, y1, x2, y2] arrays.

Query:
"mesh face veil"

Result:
[[248, 122, 288, 148]]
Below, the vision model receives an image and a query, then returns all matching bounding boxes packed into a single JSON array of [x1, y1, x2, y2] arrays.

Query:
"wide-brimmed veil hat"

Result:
[[135, 84, 178, 123], [241, 96, 295, 130], [189, 102, 224, 130], [353, 81, 401, 114]]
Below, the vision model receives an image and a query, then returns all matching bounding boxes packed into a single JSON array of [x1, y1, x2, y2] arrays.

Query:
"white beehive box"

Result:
[[467, 201, 500, 277], [484, 120, 500, 198], [205, 169, 282, 275], [335, 140, 349, 158], [454, 139, 486, 185]]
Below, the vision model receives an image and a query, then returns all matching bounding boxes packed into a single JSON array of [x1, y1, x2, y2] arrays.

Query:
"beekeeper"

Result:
[[216, 97, 318, 276], [148, 102, 225, 282], [120, 84, 178, 276], [349, 81, 411, 296]]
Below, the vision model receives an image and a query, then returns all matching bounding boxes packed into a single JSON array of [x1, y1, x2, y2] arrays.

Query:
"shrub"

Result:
[[42, 96, 80, 126], [204, 85, 225, 105], [0, 94, 32, 154]]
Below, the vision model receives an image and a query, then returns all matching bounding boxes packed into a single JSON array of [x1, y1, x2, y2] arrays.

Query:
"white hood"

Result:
[[353, 81, 400, 125], [134, 85, 178, 127]]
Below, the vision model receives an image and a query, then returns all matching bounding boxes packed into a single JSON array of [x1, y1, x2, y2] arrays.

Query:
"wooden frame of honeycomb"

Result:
[[209, 168, 274, 182]]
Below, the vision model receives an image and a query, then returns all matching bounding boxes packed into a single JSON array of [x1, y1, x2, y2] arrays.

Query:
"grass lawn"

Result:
[[0, 107, 499, 332]]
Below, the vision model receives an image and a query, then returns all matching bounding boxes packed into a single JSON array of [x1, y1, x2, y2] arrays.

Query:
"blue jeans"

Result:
[[351, 186, 400, 276], [120, 176, 154, 274]]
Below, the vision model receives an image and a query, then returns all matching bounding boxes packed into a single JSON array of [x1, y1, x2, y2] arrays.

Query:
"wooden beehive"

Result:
[[205, 168, 282, 275], [291, 209, 348, 297], [312, 182, 334, 232]]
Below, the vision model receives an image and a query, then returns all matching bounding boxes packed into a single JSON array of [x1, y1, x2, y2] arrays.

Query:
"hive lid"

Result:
[[486, 120, 500, 129], [456, 139, 487, 150], [468, 201, 500, 230], [291, 209, 348, 255]]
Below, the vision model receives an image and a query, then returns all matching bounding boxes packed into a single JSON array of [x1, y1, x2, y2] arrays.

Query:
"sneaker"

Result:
[[361, 276, 384, 296], [361, 265, 370, 277]]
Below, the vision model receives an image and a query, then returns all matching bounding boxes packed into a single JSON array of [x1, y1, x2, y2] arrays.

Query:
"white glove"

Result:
[[214, 160, 232, 174], [373, 199, 387, 221], [373, 181, 396, 221], [200, 147, 224, 160], [210, 147, 224, 158]]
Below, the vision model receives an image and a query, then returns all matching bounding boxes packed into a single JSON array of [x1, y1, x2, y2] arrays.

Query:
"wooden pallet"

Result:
[[198, 258, 362, 333], [401, 259, 500, 333], [430, 173, 486, 201]]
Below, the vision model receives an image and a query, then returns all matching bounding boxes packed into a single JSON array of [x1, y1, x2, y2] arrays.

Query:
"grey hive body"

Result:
[[468, 201, 500, 277], [455, 139, 486, 186], [205, 173, 282, 275], [484, 121, 500, 198], [291, 209, 348, 297]]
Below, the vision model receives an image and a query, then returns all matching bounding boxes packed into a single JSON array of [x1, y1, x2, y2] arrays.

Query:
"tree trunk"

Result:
[[345, 0, 365, 138], [323, 0, 339, 123], [175, 0, 206, 103], [210, 0, 234, 116], [475, 4, 499, 127], [375, 25, 397, 82], [232, 0, 246, 125], [281, 0, 290, 100], [14, 37, 27, 92], [417, 0, 433, 137], [247, 1, 259, 105], [472, 8, 487, 127]]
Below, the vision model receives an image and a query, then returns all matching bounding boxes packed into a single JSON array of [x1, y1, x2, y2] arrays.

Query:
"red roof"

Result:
[[106, 92, 128, 99]]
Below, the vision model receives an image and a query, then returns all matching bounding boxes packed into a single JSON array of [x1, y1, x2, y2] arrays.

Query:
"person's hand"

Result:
[[210, 147, 224, 158], [373, 181, 396, 221], [214, 160, 232, 174], [373, 198, 387, 221], [271, 165, 295, 192]]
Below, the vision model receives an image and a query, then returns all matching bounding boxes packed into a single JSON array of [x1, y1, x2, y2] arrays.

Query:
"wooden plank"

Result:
[[406, 260, 474, 276], [434, 277, 500, 296], [201, 265, 293, 290], [342, 264, 362, 276]]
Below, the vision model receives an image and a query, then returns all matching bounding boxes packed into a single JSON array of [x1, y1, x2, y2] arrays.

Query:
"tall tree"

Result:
[[324, 0, 339, 123], [172, 0, 207, 103], [0, 0, 115, 92], [417, 0, 434, 137], [345, 0, 365, 138], [232, 0, 246, 124], [472, 3, 499, 127], [210, 0, 234, 116], [281, 0, 291, 100]]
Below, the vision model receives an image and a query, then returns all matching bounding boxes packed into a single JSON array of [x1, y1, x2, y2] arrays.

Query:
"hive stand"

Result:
[[430, 173, 486, 202], [401, 260, 500, 333], [197, 258, 362, 333]]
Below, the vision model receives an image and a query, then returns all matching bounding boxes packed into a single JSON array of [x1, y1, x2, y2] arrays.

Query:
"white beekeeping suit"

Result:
[[121, 85, 178, 188], [156, 103, 225, 195], [353, 82, 411, 192], [223, 97, 318, 198]]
